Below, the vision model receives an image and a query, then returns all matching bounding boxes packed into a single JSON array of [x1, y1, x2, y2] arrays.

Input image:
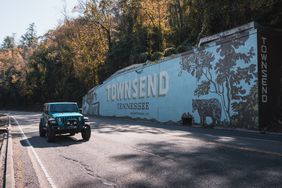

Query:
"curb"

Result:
[[0, 132, 7, 187], [5, 116, 15, 188]]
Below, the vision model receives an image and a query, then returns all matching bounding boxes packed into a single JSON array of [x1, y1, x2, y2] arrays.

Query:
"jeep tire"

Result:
[[81, 124, 91, 141], [39, 119, 46, 137], [47, 126, 55, 142]]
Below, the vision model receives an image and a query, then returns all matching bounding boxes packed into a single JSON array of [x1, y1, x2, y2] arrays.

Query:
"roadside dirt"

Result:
[[13, 133, 40, 188]]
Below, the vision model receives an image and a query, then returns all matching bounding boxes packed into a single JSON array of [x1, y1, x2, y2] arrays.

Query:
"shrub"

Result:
[[138, 52, 149, 63], [151, 52, 164, 61], [176, 45, 187, 53], [164, 47, 177, 57]]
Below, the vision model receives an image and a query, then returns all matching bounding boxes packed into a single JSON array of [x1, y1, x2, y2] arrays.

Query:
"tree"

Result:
[[68, 17, 109, 87], [20, 23, 37, 48], [0, 44, 28, 106], [1, 36, 16, 50], [168, 0, 193, 46], [84, 0, 117, 49], [141, 0, 170, 52]]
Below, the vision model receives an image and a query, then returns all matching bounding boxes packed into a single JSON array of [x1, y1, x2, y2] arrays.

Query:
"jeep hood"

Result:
[[51, 112, 83, 118]]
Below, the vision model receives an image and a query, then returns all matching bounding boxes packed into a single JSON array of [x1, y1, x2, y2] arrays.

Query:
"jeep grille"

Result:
[[56, 116, 81, 126]]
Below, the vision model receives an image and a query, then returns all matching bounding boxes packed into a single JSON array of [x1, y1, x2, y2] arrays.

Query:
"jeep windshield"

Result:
[[50, 104, 79, 113]]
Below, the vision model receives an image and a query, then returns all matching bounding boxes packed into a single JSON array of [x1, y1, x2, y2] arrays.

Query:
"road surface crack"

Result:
[[129, 146, 176, 162], [60, 155, 116, 187]]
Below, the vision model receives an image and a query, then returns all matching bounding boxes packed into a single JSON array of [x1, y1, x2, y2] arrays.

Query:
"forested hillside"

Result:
[[0, 0, 281, 108]]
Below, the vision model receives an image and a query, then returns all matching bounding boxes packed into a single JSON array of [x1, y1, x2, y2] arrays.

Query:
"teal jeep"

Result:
[[39, 102, 91, 142]]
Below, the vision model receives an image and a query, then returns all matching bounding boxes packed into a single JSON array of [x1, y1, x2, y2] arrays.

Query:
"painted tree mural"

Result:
[[180, 34, 257, 126], [231, 81, 258, 129]]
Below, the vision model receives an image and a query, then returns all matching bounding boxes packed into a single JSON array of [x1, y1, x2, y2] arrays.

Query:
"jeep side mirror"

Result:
[[79, 108, 82, 113]]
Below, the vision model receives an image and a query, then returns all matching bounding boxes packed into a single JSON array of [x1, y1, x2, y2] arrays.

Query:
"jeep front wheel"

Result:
[[39, 119, 46, 137], [81, 124, 91, 141], [47, 126, 55, 142]]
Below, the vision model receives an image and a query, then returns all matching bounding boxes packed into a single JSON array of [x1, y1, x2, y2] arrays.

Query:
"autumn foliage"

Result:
[[0, 0, 281, 108]]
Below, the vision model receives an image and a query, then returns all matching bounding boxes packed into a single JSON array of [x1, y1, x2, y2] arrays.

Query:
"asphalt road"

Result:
[[4, 111, 282, 188]]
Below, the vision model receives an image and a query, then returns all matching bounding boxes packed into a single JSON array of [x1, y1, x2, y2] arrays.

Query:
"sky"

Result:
[[0, 0, 81, 43]]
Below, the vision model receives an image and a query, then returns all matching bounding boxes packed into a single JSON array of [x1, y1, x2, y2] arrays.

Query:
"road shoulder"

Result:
[[11, 119, 42, 188]]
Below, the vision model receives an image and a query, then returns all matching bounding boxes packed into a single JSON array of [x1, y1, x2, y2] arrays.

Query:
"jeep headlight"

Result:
[[58, 118, 62, 122], [48, 118, 56, 124], [83, 117, 89, 122]]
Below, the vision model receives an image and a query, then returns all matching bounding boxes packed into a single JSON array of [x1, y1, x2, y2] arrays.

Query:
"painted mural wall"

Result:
[[83, 26, 258, 129]]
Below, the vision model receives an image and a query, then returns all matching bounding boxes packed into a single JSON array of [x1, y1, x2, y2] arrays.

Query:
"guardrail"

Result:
[[0, 114, 14, 188]]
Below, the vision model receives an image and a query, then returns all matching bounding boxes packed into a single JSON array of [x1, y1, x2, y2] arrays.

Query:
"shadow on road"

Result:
[[110, 141, 282, 188], [20, 135, 85, 148], [91, 117, 282, 143]]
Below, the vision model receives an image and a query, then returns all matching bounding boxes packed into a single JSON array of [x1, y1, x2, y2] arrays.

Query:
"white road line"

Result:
[[11, 116, 57, 188]]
